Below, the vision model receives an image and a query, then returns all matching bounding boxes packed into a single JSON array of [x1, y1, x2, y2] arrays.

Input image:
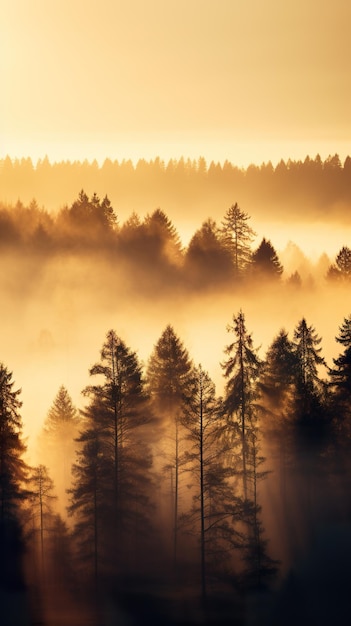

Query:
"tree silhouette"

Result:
[[39, 386, 80, 512], [0, 363, 28, 590], [0, 364, 27, 527], [29, 464, 56, 571], [143, 208, 183, 266], [251, 237, 283, 280], [56, 190, 117, 246], [185, 218, 233, 288], [259, 330, 297, 509], [69, 331, 153, 584], [220, 203, 256, 277], [222, 311, 261, 500], [327, 246, 351, 282], [68, 423, 108, 586], [292, 318, 327, 428], [181, 365, 233, 599], [147, 325, 193, 567], [221, 315, 276, 590], [329, 315, 351, 426]]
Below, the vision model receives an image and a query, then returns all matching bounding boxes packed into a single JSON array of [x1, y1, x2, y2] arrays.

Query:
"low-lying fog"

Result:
[[0, 219, 349, 458]]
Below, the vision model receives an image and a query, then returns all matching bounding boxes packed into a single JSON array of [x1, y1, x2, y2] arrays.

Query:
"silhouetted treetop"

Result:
[[251, 237, 283, 279], [0, 363, 28, 526], [2, 152, 351, 224], [220, 203, 256, 276], [185, 218, 233, 288], [327, 246, 351, 282]]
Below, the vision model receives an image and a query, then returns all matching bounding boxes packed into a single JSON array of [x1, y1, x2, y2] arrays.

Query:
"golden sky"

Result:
[[1, 0, 350, 166]]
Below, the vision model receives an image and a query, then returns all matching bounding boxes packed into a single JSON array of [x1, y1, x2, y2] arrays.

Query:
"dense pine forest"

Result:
[[1, 153, 351, 222], [1, 156, 351, 625]]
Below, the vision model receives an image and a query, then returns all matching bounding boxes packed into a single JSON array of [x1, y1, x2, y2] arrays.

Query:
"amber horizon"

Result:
[[2, 1, 350, 169]]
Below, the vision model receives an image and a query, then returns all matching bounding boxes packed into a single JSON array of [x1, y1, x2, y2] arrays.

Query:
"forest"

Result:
[[1, 160, 351, 625], [1, 153, 351, 224]]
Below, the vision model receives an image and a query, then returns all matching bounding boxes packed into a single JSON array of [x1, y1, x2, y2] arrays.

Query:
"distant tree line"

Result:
[[0, 193, 349, 293], [1, 310, 351, 623], [0, 153, 350, 220]]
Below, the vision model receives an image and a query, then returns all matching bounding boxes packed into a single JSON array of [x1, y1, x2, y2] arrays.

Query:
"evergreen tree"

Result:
[[181, 365, 236, 599], [222, 311, 261, 500], [39, 386, 79, 512], [292, 318, 327, 428], [143, 208, 183, 266], [147, 325, 193, 566], [29, 465, 57, 571], [69, 331, 153, 583], [0, 364, 27, 526], [259, 330, 297, 511], [222, 314, 277, 589], [185, 218, 233, 288], [251, 237, 283, 280], [327, 246, 351, 282], [220, 203, 256, 276], [0, 363, 28, 590], [240, 423, 278, 591], [57, 190, 117, 245], [329, 315, 351, 425], [68, 423, 109, 586]]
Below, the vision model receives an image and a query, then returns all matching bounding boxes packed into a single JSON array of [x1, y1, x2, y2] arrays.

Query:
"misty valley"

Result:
[[1, 159, 351, 625]]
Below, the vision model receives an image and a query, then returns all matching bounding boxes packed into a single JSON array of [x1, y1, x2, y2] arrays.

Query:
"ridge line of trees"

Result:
[[1, 193, 350, 290], [1, 152, 351, 219]]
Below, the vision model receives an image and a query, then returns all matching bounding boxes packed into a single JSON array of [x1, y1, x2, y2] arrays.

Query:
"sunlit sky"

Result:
[[1, 0, 350, 167]]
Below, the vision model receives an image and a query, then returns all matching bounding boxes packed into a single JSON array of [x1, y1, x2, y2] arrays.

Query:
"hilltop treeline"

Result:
[[0, 193, 350, 294], [1, 153, 351, 221], [1, 310, 351, 625]]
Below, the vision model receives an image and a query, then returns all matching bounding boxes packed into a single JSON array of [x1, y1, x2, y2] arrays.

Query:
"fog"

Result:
[[0, 236, 348, 451], [1, 167, 351, 624]]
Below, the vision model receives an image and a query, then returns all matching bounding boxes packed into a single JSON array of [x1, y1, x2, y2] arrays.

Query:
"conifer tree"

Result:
[[185, 218, 233, 288], [222, 314, 277, 589], [329, 315, 351, 438], [0, 363, 28, 589], [0, 364, 27, 526], [29, 465, 56, 571], [292, 318, 327, 428], [147, 325, 193, 566], [220, 203, 256, 276], [69, 331, 153, 583], [222, 311, 261, 500], [251, 237, 283, 280], [39, 386, 79, 512], [327, 246, 351, 282], [181, 365, 243, 599]]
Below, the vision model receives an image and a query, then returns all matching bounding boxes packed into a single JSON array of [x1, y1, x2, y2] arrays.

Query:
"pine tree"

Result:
[[69, 331, 153, 583], [329, 315, 351, 426], [181, 365, 243, 599], [327, 246, 351, 282], [222, 311, 261, 500], [0, 364, 27, 526], [259, 330, 297, 517], [0, 363, 28, 589], [68, 422, 108, 586], [39, 386, 79, 512], [220, 203, 256, 277], [29, 465, 57, 571], [144, 208, 183, 266], [185, 219, 233, 288], [292, 318, 327, 429], [222, 315, 277, 590], [147, 325, 193, 567], [251, 237, 283, 280]]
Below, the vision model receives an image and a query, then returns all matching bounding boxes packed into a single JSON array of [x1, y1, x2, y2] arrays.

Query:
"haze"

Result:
[[1, 2, 351, 624], [1, 0, 350, 165]]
